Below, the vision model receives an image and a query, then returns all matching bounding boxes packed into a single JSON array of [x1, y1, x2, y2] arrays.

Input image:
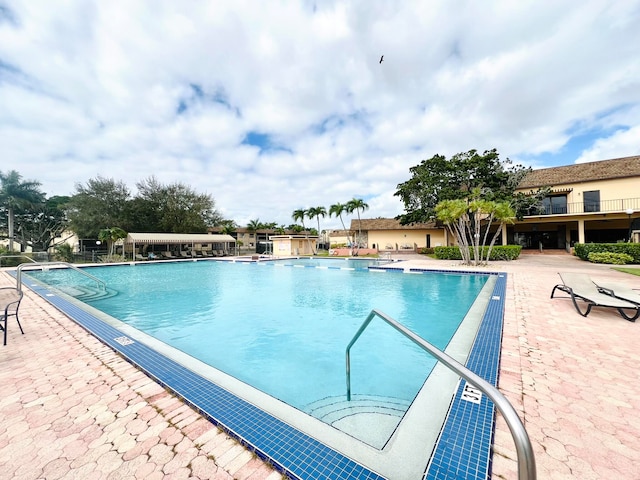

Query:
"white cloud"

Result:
[[575, 125, 640, 164], [1, 0, 639, 230]]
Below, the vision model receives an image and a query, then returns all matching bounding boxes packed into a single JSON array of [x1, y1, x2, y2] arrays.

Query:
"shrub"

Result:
[[98, 254, 126, 263], [434, 245, 522, 261], [574, 243, 640, 264], [587, 252, 634, 265], [0, 249, 36, 267], [54, 244, 74, 263], [419, 247, 435, 255]]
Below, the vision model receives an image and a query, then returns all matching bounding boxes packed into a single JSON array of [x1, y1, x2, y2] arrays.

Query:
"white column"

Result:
[[578, 219, 585, 243]]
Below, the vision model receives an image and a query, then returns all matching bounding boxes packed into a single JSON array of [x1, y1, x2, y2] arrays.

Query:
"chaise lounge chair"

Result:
[[551, 272, 640, 322], [595, 282, 640, 307], [1, 287, 24, 346]]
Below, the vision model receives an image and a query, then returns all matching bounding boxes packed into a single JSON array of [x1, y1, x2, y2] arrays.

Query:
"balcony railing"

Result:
[[525, 197, 640, 217]]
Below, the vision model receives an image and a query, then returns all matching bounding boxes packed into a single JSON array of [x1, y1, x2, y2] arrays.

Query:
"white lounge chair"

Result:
[[551, 272, 640, 322], [595, 282, 640, 307]]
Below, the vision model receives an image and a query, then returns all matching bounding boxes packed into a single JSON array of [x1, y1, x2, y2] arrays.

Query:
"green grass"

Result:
[[612, 267, 640, 276]]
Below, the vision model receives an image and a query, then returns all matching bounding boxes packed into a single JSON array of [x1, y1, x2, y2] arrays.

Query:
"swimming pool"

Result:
[[22, 260, 505, 479]]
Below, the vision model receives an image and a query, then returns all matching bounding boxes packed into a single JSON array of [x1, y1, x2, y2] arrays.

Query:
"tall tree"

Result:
[[0, 170, 45, 252], [329, 202, 352, 246], [346, 198, 369, 247], [307, 206, 326, 251], [395, 149, 529, 224], [14, 195, 71, 252], [291, 209, 308, 230], [67, 176, 131, 238], [134, 176, 222, 233], [292, 208, 315, 254], [329, 203, 347, 231]]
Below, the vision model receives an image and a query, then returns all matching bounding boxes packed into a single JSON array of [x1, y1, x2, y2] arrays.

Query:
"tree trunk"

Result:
[[8, 207, 15, 252]]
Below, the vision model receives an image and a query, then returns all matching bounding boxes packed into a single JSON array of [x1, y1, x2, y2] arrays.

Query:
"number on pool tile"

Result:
[[462, 383, 482, 404], [114, 336, 135, 346]]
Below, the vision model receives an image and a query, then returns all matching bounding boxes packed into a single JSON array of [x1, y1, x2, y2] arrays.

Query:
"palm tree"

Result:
[[292, 208, 316, 254], [247, 219, 262, 232], [307, 206, 326, 251], [220, 221, 237, 236], [98, 227, 128, 257], [346, 198, 369, 247], [246, 219, 262, 252], [0, 170, 45, 252], [329, 203, 347, 231], [291, 209, 307, 230], [329, 202, 350, 243]]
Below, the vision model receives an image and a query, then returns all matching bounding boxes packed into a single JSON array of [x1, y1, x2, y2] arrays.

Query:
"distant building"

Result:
[[208, 227, 314, 254], [336, 219, 443, 251], [270, 235, 319, 256]]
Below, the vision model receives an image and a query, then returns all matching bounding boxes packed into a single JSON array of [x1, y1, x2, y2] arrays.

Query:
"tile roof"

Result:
[[328, 229, 351, 236], [349, 218, 438, 231], [518, 155, 640, 189]]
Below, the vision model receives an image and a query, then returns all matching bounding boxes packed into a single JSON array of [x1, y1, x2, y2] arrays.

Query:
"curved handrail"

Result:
[[346, 309, 536, 480], [16, 262, 106, 292]]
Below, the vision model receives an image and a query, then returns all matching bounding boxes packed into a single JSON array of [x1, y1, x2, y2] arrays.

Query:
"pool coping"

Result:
[[14, 264, 506, 480]]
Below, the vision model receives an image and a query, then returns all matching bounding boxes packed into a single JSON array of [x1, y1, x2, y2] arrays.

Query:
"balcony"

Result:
[[524, 197, 640, 217]]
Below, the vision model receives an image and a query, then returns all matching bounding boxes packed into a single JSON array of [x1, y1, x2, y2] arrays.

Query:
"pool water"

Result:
[[26, 261, 488, 443], [269, 257, 391, 269]]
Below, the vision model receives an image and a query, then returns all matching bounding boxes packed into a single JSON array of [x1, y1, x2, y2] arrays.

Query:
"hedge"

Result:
[[587, 252, 634, 265], [434, 245, 522, 261], [574, 243, 640, 264]]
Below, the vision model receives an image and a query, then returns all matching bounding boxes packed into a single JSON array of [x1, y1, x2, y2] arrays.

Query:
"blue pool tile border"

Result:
[[15, 267, 507, 480], [409, 269, 506, 480]]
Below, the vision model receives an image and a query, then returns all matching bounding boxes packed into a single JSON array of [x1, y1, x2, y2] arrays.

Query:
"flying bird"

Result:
[[379, 55, 384, 64]]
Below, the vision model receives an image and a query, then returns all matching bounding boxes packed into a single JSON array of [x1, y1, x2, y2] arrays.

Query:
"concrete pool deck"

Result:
[[1, 253, 639, 479]]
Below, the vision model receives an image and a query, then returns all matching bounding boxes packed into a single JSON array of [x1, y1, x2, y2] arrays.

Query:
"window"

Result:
[[542, 196, 568, 214], [583, 190, 600, 212]]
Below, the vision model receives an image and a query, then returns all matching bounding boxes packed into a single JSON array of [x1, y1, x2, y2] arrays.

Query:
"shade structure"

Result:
[[125, 233, 236, 258], [126, 233, 235, 244]]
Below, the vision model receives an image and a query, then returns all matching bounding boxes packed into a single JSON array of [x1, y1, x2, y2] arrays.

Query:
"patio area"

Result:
[[1, 253, 639, 479]]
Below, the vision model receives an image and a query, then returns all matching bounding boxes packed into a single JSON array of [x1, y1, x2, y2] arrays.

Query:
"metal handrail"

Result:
[[345, 309, 536, 480], [16, 262, 106, 292], [524, 196, 640, 216]]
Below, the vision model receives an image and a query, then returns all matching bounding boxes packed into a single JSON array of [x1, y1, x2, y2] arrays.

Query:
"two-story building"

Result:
[[338, 155, 640, 252], [510, 155, 640, 249]]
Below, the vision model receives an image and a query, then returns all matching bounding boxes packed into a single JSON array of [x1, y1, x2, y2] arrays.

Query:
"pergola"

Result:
[[125, 233, 236, 257]]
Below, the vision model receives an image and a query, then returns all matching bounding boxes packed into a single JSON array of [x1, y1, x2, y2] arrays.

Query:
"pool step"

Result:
[[306, 394, 412, 448], [55, 284, 118, 302]]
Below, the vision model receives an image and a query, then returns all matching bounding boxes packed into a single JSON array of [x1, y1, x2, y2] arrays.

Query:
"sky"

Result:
[[1, 1, 639, 231]]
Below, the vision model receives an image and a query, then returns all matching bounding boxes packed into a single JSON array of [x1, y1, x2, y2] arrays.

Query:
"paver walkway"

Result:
[[0, 271, 280, 480], [1, 254, 639, 479]]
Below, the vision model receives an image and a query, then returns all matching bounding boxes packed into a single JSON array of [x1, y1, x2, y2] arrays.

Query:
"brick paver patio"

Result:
[[1, 253, 639, 479]]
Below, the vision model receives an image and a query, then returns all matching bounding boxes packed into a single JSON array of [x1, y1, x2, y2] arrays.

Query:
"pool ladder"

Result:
[[346, 309, 536, 480]]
